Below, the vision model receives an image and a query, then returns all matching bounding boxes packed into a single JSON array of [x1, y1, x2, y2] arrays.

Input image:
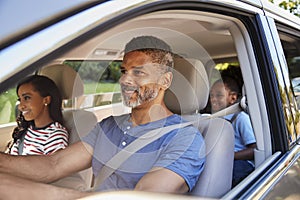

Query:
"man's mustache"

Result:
[[120, 84, 139, 93]]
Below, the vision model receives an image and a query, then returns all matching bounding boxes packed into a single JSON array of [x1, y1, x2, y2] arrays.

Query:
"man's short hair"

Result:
[[124, 36, 172, 54], [124, 36, 174, 72]]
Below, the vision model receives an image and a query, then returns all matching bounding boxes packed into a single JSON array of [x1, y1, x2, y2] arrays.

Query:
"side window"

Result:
[[0, 86, 17, 124], [52, 10, 260, 178], [0, 86, 18, 152], [201, 63, 242, 114], [277, 24, 300, 143], [264, 156, 300, 199], [62, 60, 122, 109]]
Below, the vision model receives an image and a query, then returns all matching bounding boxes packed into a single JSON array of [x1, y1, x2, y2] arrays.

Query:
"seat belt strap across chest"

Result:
[[92, 100, 243, 190], [92, 120, 194, 190]]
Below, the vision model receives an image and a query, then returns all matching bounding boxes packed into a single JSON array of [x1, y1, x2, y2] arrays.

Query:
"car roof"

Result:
[[0, 0, 103, 49]]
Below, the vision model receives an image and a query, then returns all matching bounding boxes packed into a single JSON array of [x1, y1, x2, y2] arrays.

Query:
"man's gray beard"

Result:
[[122, 88, 159, 108]]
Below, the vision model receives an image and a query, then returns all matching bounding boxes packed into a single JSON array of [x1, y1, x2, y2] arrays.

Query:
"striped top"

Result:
[[10, 122, 68, 155]]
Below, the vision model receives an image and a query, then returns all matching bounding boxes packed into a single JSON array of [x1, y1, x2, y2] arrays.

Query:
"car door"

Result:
[[0, 0, 299, 199]]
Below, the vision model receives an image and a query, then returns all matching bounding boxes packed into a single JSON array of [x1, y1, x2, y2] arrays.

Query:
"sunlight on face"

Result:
[[209, 82, 230, 113], [17, 83, 47, 122], [121, 82, 160, 108], [119, 51, 165, 108]]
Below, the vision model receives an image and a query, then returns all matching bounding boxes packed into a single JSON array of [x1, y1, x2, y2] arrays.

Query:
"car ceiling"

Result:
[[54, 10, 237, 65]]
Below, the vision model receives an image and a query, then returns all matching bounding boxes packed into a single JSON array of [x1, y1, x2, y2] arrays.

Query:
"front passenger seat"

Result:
[[39, 64, 97, 191]]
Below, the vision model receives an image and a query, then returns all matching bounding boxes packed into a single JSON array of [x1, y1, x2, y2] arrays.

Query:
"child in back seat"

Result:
[[209, 75, 257, 187]]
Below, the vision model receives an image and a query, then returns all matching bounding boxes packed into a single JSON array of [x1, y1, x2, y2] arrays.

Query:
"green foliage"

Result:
[[0, 88, 17, 123], [64, 60, 121, 83], [108, 62, 122, 83], [279, 0, 300, 17], [84, 82, 120, 94], [269, 0, 300, 17], [64, 60, 122, 96]]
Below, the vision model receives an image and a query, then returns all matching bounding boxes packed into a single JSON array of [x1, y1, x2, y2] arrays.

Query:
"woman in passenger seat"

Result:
[[209, 75, 256, 187], [6, 75, 68, 155]]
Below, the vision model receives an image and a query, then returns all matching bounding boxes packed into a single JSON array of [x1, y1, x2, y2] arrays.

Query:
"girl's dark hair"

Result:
[[12, 113, 30, 143], [16, 75, 64, 125], [10, 75, 64, 145]]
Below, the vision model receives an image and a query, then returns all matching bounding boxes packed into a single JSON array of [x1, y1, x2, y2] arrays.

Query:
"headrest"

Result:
[[38, 64, 84, 99], [164, 57, 209, 114]]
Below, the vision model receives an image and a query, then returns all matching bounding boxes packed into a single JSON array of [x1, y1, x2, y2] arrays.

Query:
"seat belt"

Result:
[[206, 100, 243, 119], [92, 100, 244, 190], [91, 120, 193, 190]]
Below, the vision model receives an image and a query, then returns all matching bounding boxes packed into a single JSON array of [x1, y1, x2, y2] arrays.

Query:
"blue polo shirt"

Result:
[[224, 111, 256, 152], [83, 114, 205, 192]]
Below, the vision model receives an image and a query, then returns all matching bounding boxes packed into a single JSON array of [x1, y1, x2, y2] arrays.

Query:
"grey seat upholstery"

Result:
[[39, 64, 97, 190], [164, 57, 235, 198], [184, 115, 235, 197]]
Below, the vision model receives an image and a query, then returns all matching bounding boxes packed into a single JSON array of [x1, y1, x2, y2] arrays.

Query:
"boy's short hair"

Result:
[[222, 76, 241, 97], [214, 75, 241, 97]]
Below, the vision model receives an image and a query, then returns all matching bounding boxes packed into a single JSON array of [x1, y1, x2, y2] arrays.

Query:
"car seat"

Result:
[[39, 64, 97, 190], [164, 57, 235, 198]]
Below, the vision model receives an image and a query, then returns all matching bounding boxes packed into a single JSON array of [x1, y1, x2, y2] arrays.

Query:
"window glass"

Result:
[[277, 24, 300, 143], [201, 62, 242, 114], [264, 156, 300, 200], [0, 7, 259, 189], [0, 87, 17, 124], [63, 60, 122, 108]]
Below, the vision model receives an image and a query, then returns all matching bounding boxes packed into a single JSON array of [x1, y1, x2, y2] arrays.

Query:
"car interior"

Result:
[[53, 9, 255, 196], [37, 54, 236, 197], [0, 9, 267, 198]]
